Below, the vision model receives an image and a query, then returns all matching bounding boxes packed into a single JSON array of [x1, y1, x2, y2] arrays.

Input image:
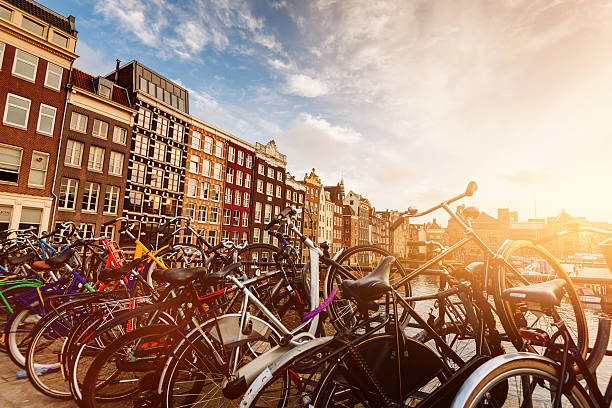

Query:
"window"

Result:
[[109, 152, 124, 176], [226, 167, 234, 184], [237, 150, 244, 166], [3, 93, 31, 128], [81, 182, 99, 212], [44, 63, 62, 90], [202, 159, 211, 177], [276, 185, 282, 198], [274, 206, 280, 216], [21, 17, 44, 36], [246, 154, 253, 169], [153, 142, 166, 162], [233, 231, 240, 244], [213, 163, 222, 180], [268, 167, 274, 178], [169, 147, 181, 166], [137, 109, 151, 129], [255, 202, 262, 223], [87, 146, 104, 172], [233, 210, 240, 226], [222, 230, 230, 241], [215, 141, 224, 158], [70, 112, 88, 133], [277, 172, 283, 182], [131, 162, 146, 184], [256, 180, 264, 193], [168, 172, 179, 192], [200, 181, 209, 200], [211, 185, 221, 202], [223, 209, 231, 225], [0, 43, 4, 66], [58, 178, 78, 210], [92, 119, 108, 139], [245, 173, 251, 189], [242, 212, 249, 227], [262, 232, 269, 244], [127, 191, 143, 212], [189, 155, 199, 173], [243, 192, 250, 207], [234, 191, 241, 206], [101, 225, 115, 240], [191, 131, 201, 150], [134, 134, 148, 156], [28, 151, 48, 187], [228, 146, 236, 162], [253, 228, 260, 243], [104, 186, 120, 215], [51, 31, 69, 47], [12, 49, 38, 81], [36, 104, 56, 135], [208, 230, 217, 245], [187, 179, 197, 197], [225, 188, 232, 205], [266, 183, 273, 196], [113, 126, 127, 145], [157, 117, 168, 136], [299, 193, 304, 204], [150, 168, 163, 188], [210, 207, 219, 224], [236, 170, 243, 186], [80, 224, 95, 239], [264, 204, 272, 223], [0, 5, 12, 21], [258, 164, 265, 175], [64, 140, 83, 167], [185, 203, 196, 221], [173, 124, 184, 143], [203, 136, 213, 154], [198, 205, 208, 223], [287, 190, 292, 200]]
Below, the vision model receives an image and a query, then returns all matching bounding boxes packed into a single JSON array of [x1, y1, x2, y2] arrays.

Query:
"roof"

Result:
[[5, 0, 75, 34], [70, 68, 131, 108]]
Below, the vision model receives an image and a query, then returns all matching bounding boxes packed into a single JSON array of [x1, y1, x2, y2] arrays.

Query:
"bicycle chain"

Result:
[[341, 334, 395, 407]]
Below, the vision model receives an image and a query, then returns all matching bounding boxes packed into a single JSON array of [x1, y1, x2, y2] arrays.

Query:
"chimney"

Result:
[[114, 59, 120, 83]]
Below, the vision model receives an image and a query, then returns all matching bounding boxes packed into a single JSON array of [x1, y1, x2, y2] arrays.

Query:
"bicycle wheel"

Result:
[[82, 324, 177, 408], [451, 356, 591, 408], [494, 240, 587, 357], [324, 245, 411, 332], [312, 334, 448, 407]]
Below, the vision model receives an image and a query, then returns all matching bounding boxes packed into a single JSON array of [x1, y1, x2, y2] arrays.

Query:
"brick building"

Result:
[[342, 205, 359, 248], [183, 118, 226, 246], [324, 183, 344, 254], [221, 135, 255, 245], [0, 0, 77, 232], [302, 168, 321, 261], [251, 140, 286, 247], [285, 172, 305, 253], [53, 68, 134, 240], [108, 60, 190, 246]]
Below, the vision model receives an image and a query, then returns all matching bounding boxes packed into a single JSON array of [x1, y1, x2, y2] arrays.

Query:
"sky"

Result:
[[44, 0, 612, 223]]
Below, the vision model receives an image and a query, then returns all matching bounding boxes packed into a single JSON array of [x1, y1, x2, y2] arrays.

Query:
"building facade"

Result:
[[109, 61, 190, 246], [221, 136, 255, 245], [342, 205, 359, 249], [302, 168, 321, 261], [285, 172, 305, 253], [0, 0, 77, 232], [53, 68, 133, 240]]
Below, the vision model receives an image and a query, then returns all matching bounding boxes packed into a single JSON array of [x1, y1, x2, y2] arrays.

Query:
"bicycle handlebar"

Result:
[[158, 216, 191, 232], [407, 181, 478, 219]]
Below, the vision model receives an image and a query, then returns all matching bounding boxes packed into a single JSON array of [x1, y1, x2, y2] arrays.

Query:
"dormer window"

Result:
[[99, 84, 111, 98], [21, 17, 45, 37], [95, 77, 114, 99], [0, 4, 12, 21]]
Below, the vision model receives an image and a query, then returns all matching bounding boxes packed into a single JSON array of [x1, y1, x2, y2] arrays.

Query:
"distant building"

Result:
[[0, 1, 77, 232], [324, 182, 344, 254], [302, 168, 322, 261], [342, 205, 359, 248]]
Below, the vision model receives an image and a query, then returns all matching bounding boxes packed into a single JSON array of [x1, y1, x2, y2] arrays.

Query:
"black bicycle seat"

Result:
[[6, 252, 37, 267], [152, 266, 207, 285], [204, 262, 243, 285], [502, 279, 566, 306], [341, 256, 394, 304]]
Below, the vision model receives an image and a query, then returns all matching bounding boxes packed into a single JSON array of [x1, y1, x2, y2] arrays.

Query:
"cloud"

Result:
[[297, 113, 361, 143], [73, 41, 114, 75], [283, 74, 329, 97]]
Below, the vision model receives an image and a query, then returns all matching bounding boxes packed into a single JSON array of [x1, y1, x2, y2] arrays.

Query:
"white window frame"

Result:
[[200, 181, 209, 200], [191, 131, 202, 150], [113, 126, 127, 145], [213, 163, 222, 180], [44, 63, 62, 90], [36, 104, 56, 136], [215, 141, 224, 158], [87, 146, 105, 173], [108, 151, 124, 176], [226, 167, 234, 184], [12, 49, 38, 82], [103, 185, 120, 215], [70, 112, 88, 133], [228, 146, 236, 162], [81, 182, 100, 213], [3, 93, 31, 129], [245, 173, 251, 189], [92, 119, 109, 139], [64, 140, 83, 168], [27, 150, 48, 188], [58, 178, 78, 210], [187, 178, 198, 198]]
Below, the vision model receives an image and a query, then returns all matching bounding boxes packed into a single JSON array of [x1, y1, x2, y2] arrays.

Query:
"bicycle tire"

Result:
[[451, 355, 591, 408], [324, 245, 411, 332], [494, 240, 588, 357]]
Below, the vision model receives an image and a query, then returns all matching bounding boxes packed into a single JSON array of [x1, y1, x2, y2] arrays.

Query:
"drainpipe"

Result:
[[50, 61, 75, 230]]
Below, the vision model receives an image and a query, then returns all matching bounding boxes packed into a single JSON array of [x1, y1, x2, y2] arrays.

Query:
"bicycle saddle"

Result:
[[32, 248, 76, 270], [204, 262, 243, 284], [341, 256, 394, 304], [152, 266, 208, 285], [98, 262, 136, 282], [502, 278, 566, 306], [6, 252, 37, 267]]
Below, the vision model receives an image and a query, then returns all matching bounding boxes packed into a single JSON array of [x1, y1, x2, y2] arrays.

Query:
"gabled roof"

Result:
[[5, 0, 75, 34], [70, 68, 131, 108]]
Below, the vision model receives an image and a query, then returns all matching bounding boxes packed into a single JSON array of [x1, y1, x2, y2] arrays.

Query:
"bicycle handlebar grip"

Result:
[[465, 181, 478, 196], [264, 218, 279, 231], [103, 217, 126, 227]]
